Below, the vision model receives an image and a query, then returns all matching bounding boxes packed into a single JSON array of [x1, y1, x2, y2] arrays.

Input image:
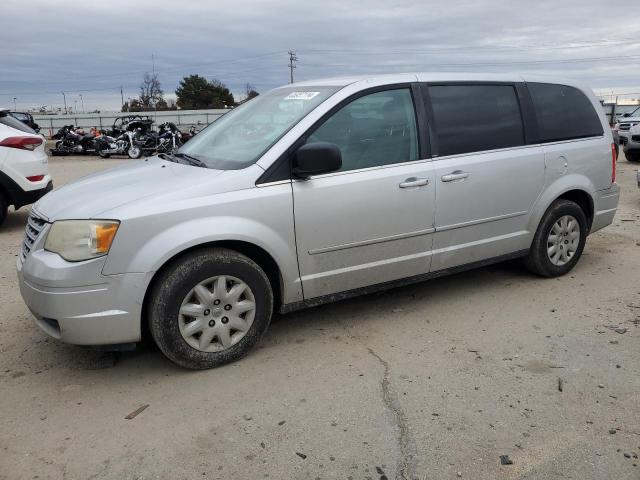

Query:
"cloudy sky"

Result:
[[1, 0, 639, 112]]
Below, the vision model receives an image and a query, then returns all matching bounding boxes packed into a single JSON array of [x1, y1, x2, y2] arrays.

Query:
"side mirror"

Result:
[[623, 113, 631, 117], [293, 142, 342, 179]]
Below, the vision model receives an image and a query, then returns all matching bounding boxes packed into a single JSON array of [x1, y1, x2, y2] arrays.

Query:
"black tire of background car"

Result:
[[626, 152, 640, 162], [523, 199, 587, 278], [148, 248, 274, 369]]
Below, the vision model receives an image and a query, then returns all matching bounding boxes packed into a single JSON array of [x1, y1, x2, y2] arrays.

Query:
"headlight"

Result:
[[44, 220, 119, 262]]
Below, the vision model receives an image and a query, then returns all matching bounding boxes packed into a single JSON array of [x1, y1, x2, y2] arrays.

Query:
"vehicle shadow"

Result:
[[51, 258, 534, 374]]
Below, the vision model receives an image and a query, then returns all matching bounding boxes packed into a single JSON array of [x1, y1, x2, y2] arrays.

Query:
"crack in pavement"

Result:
[[332, 319, 419, 479], [366, 346, 419, 480]]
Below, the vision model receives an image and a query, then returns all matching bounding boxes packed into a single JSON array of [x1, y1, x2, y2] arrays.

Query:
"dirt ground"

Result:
[[1, 153, 639, 480]]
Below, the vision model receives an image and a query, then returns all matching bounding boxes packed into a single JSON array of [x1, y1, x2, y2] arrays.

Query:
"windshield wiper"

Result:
[[173, 152, 208, 168], [159, 152, 208, 168]]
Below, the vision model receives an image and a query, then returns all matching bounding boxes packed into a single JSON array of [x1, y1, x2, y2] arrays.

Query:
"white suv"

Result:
[[17, 74, 619, 369], [0, 109, 52, 225]]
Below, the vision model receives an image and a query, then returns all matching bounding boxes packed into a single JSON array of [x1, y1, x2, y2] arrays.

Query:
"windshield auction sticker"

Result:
[[284, 91, 320, 101]]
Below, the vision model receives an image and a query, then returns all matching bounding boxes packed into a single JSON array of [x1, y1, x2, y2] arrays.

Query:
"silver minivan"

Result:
[[17, 73, 620, 369]]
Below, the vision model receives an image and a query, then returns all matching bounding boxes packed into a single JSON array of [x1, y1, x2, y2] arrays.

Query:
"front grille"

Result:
[[632, 135, 640, 142], [21, 211, 47, 261]]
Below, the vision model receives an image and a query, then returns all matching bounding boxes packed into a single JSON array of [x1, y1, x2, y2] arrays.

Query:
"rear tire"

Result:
[[148, 248, 273, 369], [0, 193, 7, 226], [524, 199, 587, 277]]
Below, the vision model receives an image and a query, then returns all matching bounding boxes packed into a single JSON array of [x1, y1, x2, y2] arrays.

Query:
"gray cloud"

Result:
[[1, 0, 639, 111]]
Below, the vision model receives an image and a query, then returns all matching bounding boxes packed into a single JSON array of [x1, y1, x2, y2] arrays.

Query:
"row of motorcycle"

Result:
[[51, 115, 198, 159]]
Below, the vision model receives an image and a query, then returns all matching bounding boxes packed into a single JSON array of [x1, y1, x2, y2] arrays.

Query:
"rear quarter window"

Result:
[[528, 83, 603, 142]]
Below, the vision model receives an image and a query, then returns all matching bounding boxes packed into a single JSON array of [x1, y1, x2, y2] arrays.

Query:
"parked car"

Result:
[[614, 106, 640, 148], [623, 123, 640, 162], [0, 109, 52, 226], [17, 74, 619, 369], [9, 111, 40, 133]]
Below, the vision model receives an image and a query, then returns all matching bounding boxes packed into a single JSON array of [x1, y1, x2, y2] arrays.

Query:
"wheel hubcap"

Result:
[[547, 215, 580, 266], [178, 275, 256, 352]]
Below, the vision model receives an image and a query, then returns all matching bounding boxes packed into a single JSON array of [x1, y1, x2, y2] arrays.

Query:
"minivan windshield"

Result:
[[178, 86, 340, 169]]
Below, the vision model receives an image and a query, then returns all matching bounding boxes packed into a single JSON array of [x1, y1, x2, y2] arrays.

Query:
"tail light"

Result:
[[26, 175, 45, 182], [611, 143, 617, 184], [0, 136, 43, 151]]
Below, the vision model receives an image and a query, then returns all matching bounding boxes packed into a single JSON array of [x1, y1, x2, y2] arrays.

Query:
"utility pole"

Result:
[[61, 91, 67, 114], [79, 93, 84, 113], [12, 97, 16, 110], [288, 50, 298, 84], [120, 86, 125, 110]]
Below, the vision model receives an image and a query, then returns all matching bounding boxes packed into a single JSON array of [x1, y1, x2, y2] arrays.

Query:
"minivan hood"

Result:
[[34, 157, 231, 220]]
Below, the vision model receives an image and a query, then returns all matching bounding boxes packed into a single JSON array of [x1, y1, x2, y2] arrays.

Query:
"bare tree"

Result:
[[244, 83, 259, 102], [139, 72, 164, 109]]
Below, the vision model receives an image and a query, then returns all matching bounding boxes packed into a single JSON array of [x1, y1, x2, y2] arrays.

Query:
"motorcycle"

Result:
[[181, 123, 204, 143], [96, 116, 155, 159], [155, 122, 183, 154], [95, 131, 135, 159], [50, 125, 100, 155]]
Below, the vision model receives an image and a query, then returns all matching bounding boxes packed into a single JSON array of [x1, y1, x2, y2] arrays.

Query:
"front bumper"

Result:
[[17, 241, 148, 346]]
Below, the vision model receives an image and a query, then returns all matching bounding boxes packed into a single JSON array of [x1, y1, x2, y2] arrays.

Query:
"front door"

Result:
[[292, 87, 436, 299]]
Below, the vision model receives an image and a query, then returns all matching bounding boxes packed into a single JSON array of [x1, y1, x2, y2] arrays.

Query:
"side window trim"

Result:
[[256, 83, 426, 184], [421, 81, 528, 159]]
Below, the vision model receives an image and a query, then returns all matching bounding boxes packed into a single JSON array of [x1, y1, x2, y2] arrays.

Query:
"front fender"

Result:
[[101, 183, 302, 304]]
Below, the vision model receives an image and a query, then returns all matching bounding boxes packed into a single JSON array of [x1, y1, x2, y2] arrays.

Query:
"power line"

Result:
[[297, 53, 640, 69], [299, 38, 640, 56]]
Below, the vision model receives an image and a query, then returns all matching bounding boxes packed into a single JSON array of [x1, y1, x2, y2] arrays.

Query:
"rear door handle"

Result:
[[441, 170, 469, 182], [399, 177, 429, 188]]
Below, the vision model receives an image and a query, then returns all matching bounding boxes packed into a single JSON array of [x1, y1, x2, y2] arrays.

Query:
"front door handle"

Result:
[[399, 177, 429, 188], [441, 170, 470, 182]]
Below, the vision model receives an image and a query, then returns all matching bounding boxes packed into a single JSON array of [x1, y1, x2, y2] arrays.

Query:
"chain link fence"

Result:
[[33, 109, 228, 136]]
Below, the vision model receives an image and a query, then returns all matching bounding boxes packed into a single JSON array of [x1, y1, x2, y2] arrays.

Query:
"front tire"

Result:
[[127, 145, 142, 159], [148, 248, 273, 369], [524, 199, 587, 277]]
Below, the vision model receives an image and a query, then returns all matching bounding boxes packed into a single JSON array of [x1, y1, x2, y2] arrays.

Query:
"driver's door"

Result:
[[292, 87, 436, 299]]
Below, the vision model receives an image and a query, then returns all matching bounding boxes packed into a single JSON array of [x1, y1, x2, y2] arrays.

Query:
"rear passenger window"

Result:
[[428, 84, 524, 156], [528, 83, 603, 142], [307, 88, 419, 172]]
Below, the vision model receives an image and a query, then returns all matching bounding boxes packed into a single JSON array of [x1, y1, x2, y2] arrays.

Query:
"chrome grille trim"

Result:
[[20, 211, 47, 261]]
